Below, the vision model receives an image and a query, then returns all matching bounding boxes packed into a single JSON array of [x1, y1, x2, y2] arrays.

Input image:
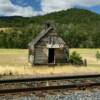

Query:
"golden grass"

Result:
[[0, 28, 13, 32], [0, 65, 100, 76], [70, 49, 100, 65], [0, 49, 100, 76], [0, 49, 28, 66]]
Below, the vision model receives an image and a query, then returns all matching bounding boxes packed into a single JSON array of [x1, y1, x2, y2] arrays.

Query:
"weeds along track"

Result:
[[0, 74, 100, 94]]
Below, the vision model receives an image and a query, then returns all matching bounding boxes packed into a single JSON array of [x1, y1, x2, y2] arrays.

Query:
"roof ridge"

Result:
[[29, 27, 53, 47]]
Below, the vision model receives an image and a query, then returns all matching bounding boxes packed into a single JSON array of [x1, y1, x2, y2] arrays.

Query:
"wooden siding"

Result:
[[29, 24, 69, 65], [34, 30, 58, 64], [34, 47, 48, 64], [55, 48, 66, 63]]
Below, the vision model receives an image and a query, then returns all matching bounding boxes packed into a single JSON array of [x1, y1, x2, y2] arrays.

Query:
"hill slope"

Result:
[[0, 8, 100, 27], [0, 8, 100, 48]]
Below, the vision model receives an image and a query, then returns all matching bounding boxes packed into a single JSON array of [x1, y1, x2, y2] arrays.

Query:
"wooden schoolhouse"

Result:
[[28, 22, 69, 65]]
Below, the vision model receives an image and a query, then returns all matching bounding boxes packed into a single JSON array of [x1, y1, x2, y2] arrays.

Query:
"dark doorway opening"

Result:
[[48, 48, 55, 63]]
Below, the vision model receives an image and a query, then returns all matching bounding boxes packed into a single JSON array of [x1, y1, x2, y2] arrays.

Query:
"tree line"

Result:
[[0, 8, 100, 48]]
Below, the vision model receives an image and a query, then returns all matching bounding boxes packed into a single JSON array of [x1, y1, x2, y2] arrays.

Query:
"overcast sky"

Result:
[[0, 0, 100, 17]]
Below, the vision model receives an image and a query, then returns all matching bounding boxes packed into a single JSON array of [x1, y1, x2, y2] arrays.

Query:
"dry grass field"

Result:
[[0, 49, 100, 76], [0, 28, 13, 32]]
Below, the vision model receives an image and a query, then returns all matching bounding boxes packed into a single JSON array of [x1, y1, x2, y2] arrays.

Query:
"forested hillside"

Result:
[[0, 8, 100, 48]]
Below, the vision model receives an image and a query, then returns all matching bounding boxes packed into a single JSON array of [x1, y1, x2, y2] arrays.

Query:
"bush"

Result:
[[69, 51, 83, 65], [96, 51, 100, 61]]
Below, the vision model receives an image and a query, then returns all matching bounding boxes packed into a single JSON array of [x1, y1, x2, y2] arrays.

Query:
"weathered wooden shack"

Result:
[[28, 22, 69, 65]]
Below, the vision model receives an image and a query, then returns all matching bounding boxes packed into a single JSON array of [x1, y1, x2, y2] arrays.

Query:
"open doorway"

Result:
[[48, 48, 55, 63]]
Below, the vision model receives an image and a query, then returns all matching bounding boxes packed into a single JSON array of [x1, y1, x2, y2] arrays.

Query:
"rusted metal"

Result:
[[0, 82, 100, 94], [0, 74, 100, 84]]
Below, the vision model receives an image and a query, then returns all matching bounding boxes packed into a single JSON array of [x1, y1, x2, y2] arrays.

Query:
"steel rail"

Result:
[[0, 82, 100, 94], [0, 74, 100, 84]]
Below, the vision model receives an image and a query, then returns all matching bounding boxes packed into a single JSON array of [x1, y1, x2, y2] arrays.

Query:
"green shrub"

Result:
[[69, 51, 83, 65], [96, 51, 100, 61]]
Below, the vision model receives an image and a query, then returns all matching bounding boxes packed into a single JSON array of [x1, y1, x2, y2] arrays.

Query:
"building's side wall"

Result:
[[28, 46, 34, 65]]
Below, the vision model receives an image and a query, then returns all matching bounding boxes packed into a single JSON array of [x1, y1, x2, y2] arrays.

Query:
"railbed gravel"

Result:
[[1, 75, 100, 100], [0, 88, 100, 100]]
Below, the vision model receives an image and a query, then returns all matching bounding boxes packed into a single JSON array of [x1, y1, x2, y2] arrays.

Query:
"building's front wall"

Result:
[[34, 47, 67, 65], [34, 46, 48, 64], [55, 48, 67, 64], [34, 30, 56, 64], [32, 30, 68, 65]]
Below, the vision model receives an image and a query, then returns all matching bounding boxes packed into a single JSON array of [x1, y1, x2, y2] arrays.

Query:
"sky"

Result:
[[0, 0, 100, 17]]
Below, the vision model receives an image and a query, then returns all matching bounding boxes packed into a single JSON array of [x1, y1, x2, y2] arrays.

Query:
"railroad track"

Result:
[[0, 74, 100, 84], [0, 82, 100, 94], [0, 74, 100, 94]]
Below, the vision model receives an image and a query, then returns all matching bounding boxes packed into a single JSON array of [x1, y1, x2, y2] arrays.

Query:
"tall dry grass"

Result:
[[0, 49, 100, 75]]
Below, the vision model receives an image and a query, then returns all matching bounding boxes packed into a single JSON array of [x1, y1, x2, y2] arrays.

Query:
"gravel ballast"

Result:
[[0, 89, 100, 100]]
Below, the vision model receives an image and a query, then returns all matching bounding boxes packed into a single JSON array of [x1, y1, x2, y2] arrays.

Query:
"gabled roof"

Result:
[[28, 26, 53, 47], [28, 22, 68, 50]]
